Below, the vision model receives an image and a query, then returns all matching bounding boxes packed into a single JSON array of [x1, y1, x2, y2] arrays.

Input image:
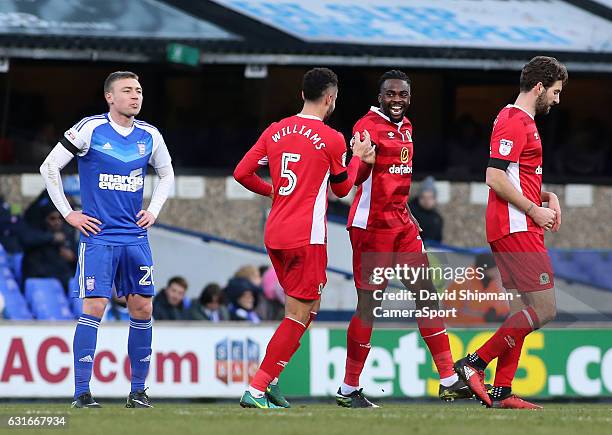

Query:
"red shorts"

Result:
[[266, 244, 327, 301], [350, 225, 428, 290], [490, 232, 554, 292]]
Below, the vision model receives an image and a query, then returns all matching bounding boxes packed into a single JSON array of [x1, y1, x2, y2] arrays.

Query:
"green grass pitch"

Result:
[[1, 402, 611, 435]]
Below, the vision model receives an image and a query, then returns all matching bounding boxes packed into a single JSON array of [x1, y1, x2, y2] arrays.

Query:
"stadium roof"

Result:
[[0, 0, 240, 62], [1, 0, 611, 72]]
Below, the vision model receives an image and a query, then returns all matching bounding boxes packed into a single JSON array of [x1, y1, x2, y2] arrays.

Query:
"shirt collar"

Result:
[[296, 113, 323, 121], [507, 104, 535, 120], [107, 112, 135, 136]]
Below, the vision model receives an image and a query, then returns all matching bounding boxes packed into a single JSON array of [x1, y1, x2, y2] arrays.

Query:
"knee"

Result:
[[534, 303, 557, 326], [82, 298, 107, 318], [284, 308, 311, 326], [129, 297, 153, 319]]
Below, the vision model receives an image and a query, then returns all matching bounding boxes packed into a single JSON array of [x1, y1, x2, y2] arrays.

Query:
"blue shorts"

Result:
[[73, 242, 155, 299]]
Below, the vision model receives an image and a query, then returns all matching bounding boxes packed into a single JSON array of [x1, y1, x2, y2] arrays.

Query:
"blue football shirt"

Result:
[[61, 113, 172, 245]]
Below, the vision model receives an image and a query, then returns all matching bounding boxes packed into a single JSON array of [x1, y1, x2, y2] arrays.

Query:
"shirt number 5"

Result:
[[279, 152, 301, 196]]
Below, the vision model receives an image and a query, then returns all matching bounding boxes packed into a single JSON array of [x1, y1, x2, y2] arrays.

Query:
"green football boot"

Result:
[[266, 384, 291, 408], [239, 391, 281, 409]]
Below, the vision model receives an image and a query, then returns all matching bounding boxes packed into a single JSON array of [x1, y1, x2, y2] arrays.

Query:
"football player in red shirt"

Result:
[[337, 70, 469, 408], [234, 68, 375, 409], [454, 56, 567, 409]]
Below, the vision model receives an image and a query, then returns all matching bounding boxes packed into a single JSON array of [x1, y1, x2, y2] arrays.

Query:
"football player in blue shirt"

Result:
[[40, 71, 175, 408]]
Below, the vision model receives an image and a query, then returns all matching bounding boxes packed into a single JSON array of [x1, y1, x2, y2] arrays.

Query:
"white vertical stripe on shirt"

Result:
[[351, 173, 373, 229], [507, 162, 527, 233], [310, 171, 330, 244]]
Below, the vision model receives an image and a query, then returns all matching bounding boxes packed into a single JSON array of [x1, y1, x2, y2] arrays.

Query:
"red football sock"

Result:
[[343, 315, 373, 387], [417, 317, 455, 379], [250, 317, 306, 391], [494, 335, 525, 387], [477, 307, 538, 364]]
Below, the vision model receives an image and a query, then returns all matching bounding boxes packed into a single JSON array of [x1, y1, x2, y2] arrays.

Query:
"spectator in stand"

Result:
[[227, 286, 261, 323], [258, 266, 285, 321], [20, 204, 77, 291], [409, 176, 444, 243], [225, 265, 262, 323], [152, 276, 188, 320], [187, 283, 230, 322]]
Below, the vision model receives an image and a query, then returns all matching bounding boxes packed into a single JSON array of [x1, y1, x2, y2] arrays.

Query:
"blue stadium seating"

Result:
[[0, 275, 33, 319], [8, 252, 23, 284], [24, 278, 73, 320]]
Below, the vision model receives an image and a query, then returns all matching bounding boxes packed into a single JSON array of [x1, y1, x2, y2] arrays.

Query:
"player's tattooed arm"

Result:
[[486, 166, 555, 230]]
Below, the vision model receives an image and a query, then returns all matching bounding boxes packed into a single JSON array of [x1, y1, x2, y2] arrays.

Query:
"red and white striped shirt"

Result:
[[487, 105, 544, 242], [234, 114, 359, 249], [347, 107, 415, 233]]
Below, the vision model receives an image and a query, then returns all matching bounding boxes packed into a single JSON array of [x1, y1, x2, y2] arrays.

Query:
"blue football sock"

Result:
[[73, 314, 101, 399], [128, 317, 152, 393]]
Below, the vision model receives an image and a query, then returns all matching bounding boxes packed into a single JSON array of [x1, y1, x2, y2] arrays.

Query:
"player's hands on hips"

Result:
[[136, 210, 156, 229], [547, 193, 562, 232], [528, 206, 556, 231], [351, 130, 376, 163], [65, 211, 101, 236]]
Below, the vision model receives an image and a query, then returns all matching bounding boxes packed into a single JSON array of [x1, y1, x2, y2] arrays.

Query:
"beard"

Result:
[[535, 93, 550, 116], [323, 103, 335, 121]]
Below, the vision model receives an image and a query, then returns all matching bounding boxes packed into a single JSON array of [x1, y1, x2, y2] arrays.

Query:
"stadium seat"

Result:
[[1, 266, 14, 280], [549, 250, 593, 284], [8, 252, 23, 284], [24, 278, 73, 320], [2, 288, 33, 320]]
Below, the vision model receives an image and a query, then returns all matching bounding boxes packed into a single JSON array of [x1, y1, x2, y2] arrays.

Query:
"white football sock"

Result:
[[440, 373, 459, 387], [248, 386, 265, 398], [340, 382, 358, 396]]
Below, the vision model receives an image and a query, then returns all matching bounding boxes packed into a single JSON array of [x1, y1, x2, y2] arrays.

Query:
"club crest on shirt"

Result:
[[400, 147, 410, 163], [137, 142, 146, 156], [499, 139, 513, 156], [86, 276, 95, 291], [539, 273, 550, 285]]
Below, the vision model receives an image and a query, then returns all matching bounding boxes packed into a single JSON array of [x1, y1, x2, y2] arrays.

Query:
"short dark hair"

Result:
[[199, 283, 225, 305], [167, 276, 188, 291], [104, 71, 139, 93], [378, 70, 411, 93], [519, 56, 568, 92], [302, 67, 338, 101]]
